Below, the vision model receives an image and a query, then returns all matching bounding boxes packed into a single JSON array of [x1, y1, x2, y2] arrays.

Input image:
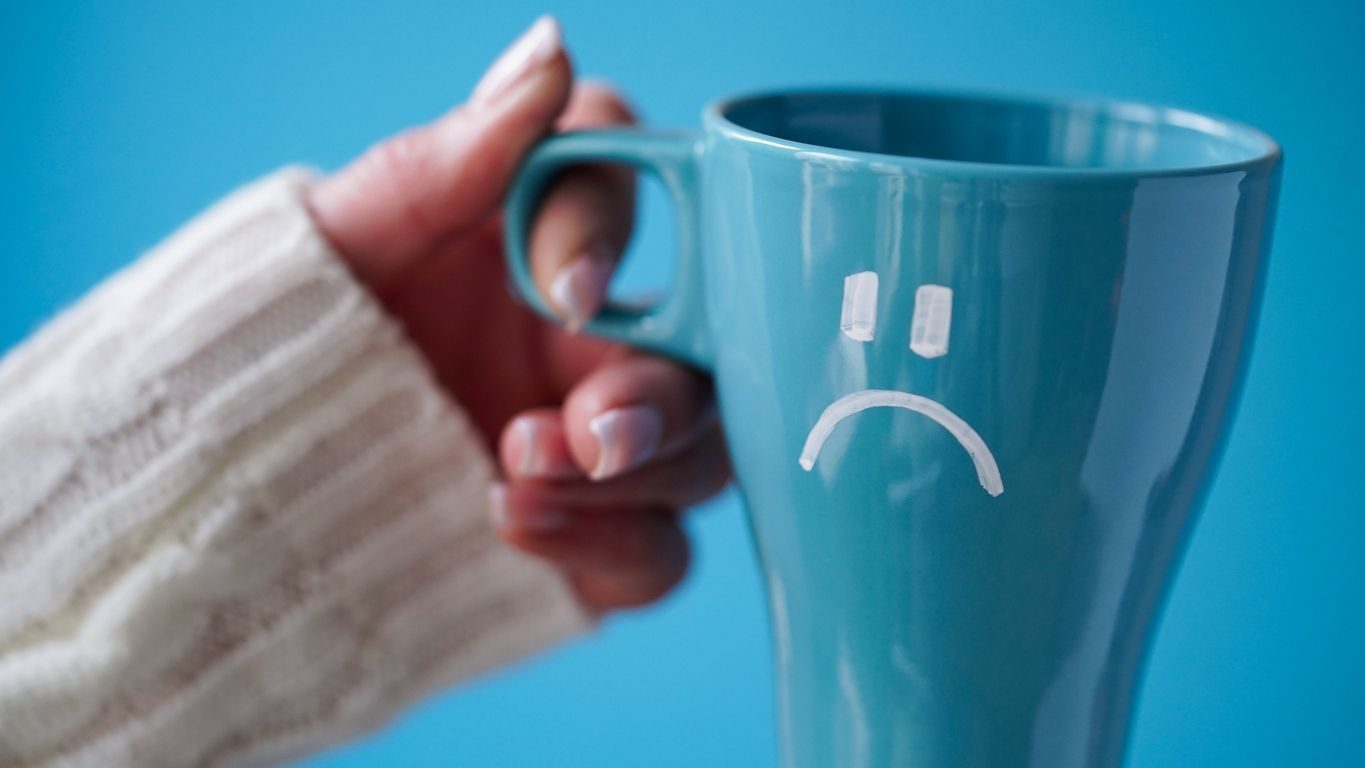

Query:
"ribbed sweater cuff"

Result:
[[0, 169, 591, 768]]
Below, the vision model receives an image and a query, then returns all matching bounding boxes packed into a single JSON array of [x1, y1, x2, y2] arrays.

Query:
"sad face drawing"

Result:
[[797, 271, 1005, 497]]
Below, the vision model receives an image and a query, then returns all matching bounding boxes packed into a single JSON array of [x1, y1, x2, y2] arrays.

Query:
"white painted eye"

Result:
[[909, 284, 952, 358], [841, 271, 878, 342]]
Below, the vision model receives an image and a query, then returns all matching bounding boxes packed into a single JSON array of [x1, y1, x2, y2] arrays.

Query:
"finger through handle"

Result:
[[503, 129, 712, 370]]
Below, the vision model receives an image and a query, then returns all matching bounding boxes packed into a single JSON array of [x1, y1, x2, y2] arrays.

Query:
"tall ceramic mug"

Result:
[[503, 89, 1281, 768]]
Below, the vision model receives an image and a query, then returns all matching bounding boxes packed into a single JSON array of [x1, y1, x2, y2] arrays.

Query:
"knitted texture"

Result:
[[0, 170, 590, 768]]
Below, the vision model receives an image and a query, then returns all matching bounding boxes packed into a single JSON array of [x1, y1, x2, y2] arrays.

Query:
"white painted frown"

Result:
[[840, 271, 879, 342], [910, 284, 952, 358], [798, 390, 1004, 496], [800, 275, 1003, 497]]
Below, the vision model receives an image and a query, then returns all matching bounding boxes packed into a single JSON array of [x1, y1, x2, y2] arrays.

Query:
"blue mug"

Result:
[[504, 88, 1281, 768]]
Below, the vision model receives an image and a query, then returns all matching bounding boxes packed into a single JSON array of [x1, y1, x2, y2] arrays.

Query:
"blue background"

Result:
[[3, 1, 1361, 765]]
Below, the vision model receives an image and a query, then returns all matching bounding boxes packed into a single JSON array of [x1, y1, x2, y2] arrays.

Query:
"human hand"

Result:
[[308, 17, 728, 614]]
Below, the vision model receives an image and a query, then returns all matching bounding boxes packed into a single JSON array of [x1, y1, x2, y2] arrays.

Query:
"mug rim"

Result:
[[703, 85, 1282, 179]]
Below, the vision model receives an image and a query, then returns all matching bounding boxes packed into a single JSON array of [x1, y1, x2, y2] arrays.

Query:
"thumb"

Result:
[[310, 16, 572, 291]]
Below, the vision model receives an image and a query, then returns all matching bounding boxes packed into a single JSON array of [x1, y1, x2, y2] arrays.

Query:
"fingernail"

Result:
[[488, 483, 570, 531], [488, 483, 512, 529], [587, 405, 663, 480], [514, 419, 546, 476], [511, 418, 581, 479], [472, 16, 562, 107], [548, 247, 615, 331]]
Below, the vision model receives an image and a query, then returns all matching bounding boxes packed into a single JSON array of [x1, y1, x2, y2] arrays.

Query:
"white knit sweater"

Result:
[[0, 170, 591, 768]]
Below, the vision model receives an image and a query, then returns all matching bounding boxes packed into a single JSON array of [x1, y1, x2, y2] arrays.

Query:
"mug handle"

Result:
[[502, 129, 712, 370]]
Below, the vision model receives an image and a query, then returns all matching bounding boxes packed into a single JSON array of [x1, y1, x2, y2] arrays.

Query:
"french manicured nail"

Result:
[[514, 419, 546, 476], [488, 484, 569, 531], [587, 405, 663, 480], [471, 15, 562, 107], [511, 418, 580, 479], [548, 248, 614, 331]]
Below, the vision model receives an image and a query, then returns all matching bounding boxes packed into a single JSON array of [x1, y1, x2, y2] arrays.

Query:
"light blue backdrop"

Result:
[[3, 1, 1361, 765]]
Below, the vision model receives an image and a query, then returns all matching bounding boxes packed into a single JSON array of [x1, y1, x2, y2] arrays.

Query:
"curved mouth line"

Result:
[[798, 389, 1004, 497]]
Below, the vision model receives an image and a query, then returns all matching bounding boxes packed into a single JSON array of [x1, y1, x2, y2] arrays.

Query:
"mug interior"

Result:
[[718, 90, 1276, 172]]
